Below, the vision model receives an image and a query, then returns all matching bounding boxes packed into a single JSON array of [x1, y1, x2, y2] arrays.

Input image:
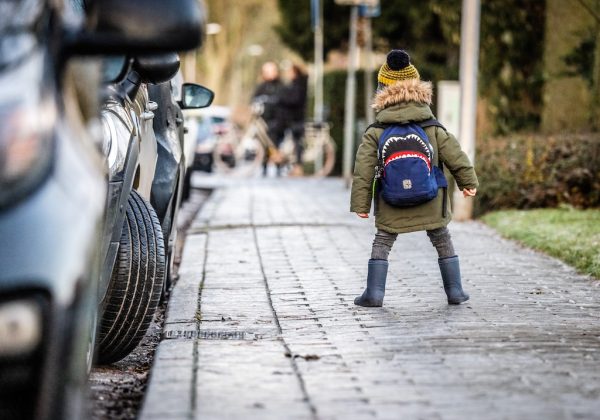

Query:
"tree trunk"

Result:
[[592, 22, 600, 130]]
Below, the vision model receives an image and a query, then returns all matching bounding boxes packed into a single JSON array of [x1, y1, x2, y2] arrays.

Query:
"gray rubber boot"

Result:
[[354, 259, 388, 307], [438, 256, 469, 304]]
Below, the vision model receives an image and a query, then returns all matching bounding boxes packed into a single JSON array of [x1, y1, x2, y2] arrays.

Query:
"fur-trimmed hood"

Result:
[[372, 79, 433, 111]]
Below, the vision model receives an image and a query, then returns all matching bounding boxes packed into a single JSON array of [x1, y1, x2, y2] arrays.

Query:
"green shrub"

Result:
[[475, 133, 600, 216]]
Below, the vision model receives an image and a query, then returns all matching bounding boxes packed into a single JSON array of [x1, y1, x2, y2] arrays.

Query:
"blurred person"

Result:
[[280, 63, 308, 176], [252, 61, 285, 176], [351, 50, 479, 307]]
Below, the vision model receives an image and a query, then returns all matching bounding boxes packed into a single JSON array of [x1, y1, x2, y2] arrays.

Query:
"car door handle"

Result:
[[176, 117, 183, 126]]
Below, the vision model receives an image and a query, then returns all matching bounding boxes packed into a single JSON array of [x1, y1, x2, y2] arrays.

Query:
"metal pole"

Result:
[[314, 3, 324, 123], [364, 16, 375, 124], [343, 5, 359, 187], [314, 0, 325, 173], [454, 0, 480, 220]]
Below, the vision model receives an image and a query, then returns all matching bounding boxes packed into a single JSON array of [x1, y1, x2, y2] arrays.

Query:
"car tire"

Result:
[[96, 190, 165, 364]]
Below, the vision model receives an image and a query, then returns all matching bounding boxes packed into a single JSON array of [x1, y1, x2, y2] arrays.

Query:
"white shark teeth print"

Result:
[[381, 134, 432, 161], [386, 152, 430, 168]]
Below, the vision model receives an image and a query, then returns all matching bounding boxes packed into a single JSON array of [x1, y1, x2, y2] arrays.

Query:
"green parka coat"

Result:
[[350, 79, 479, 234]]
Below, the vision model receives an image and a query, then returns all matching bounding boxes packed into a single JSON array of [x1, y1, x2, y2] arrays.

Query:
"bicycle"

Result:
[[298, 121, 336, 177], [213, 100, 336, 177], [212, 99, 271, 177]]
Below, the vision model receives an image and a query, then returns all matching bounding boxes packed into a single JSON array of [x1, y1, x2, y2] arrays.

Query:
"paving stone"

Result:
[[141, 178, 600, 420]]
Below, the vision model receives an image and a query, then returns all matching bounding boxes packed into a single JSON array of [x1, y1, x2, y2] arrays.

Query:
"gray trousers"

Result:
[[371, 227, 455, 260]]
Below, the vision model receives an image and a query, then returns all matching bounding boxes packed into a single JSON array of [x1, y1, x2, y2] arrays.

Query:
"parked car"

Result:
[[96, 55, 214, 363], [148, 71, 214, 296], [184, 105, 232, 173], [0, 0, 204, 418], [95, 56, 171, 364], [174, 71, 197, 202]]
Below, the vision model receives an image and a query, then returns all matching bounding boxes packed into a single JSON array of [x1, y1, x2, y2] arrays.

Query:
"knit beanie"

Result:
[[377, 50, 420, 91]]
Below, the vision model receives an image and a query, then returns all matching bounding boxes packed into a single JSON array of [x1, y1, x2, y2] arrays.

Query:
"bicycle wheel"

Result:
[[213, 135, 238, 173], [313, 136, 336, 177], [233, 134, 265, 177]]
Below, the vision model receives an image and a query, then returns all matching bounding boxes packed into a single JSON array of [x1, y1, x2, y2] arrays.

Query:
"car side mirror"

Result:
[[66, 0, 205, 55], [180, 84, 214, 109], [133, 54, 180, 85]]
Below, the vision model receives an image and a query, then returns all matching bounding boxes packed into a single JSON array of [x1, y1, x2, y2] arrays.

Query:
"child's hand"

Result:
[[463, 188, 477, 197], [356, 213, 369, 218]]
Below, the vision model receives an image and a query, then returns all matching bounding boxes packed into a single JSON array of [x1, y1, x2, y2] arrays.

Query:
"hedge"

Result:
[[474, 133, 600, 216]]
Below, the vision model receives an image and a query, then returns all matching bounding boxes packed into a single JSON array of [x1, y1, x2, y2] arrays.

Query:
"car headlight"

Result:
[[0, 101, 55, 208], [0, 299, 43, 357]]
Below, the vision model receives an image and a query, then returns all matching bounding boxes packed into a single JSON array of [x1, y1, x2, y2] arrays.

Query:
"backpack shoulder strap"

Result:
[[419, 118, 447, 172], [418, 118, 446, 131], [365, 122, 391, 132]]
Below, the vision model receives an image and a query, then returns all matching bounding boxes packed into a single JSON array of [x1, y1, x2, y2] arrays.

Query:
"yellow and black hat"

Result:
[[377, 49, 419, 90]]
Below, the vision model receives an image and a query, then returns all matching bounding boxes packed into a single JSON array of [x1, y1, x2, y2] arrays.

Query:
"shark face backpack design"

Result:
[[372, 119, 448, 208]]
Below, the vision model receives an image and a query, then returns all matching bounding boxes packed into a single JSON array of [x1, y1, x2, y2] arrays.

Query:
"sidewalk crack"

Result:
[[189, 222, 356, 234], [191, 232, 209, 417], [251, 212, 319, 419]]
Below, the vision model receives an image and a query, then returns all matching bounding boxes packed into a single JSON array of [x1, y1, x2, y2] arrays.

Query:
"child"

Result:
[[350, 49, 478, 307]]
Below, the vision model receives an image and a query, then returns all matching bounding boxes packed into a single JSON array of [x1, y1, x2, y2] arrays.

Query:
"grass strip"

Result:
[[482, 208, 600, 279]]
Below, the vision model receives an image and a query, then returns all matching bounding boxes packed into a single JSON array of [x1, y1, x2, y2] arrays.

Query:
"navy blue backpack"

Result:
[[371, 119, 448, 209]]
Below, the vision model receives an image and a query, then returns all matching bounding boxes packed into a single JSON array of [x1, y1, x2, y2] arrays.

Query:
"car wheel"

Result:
[[96, 190, 165, 364]]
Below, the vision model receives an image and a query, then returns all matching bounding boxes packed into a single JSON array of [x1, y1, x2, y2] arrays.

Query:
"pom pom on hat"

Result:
[[387, 50, 410, 70]]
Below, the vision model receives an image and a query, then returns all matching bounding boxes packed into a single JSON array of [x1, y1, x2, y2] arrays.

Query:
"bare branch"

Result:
[[574, 0, 600, 24]]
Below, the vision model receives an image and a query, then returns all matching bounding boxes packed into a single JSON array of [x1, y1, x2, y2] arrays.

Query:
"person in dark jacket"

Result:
[[280, 63, 308, 175], [253, 62, 285, 175], [351, 50, 479, 308]]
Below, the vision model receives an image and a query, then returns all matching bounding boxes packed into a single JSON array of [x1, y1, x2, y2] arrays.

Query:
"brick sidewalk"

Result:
[[140, 178, 600, 420]]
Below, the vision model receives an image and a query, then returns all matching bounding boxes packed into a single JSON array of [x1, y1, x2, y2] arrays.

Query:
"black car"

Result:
[[149, 71, 214, 296], [0, 0, 204, 418]]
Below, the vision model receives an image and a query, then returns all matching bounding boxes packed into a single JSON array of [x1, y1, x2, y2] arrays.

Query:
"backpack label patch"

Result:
[[403, 179, 412, 189]]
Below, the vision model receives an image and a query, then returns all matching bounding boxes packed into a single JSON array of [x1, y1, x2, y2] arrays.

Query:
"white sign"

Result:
[[437, 81, 461, 138]]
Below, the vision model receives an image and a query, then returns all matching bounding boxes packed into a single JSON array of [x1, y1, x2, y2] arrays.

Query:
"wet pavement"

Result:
[[139, 178, 600, 420]]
